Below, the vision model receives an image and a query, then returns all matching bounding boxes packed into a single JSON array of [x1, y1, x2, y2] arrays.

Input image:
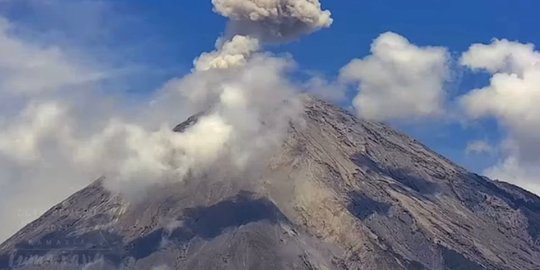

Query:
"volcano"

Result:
[[1, 97, 540, 270]]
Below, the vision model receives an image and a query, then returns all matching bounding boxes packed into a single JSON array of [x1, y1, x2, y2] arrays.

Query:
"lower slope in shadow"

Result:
[[128, 191, 288, 260], [0, 191, 340, 270]]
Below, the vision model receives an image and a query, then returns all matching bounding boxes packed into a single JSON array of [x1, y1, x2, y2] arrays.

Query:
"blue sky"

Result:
[[1, 0, 539, 173], [152, 1, 532, 173], [1, 0, 539, 171]]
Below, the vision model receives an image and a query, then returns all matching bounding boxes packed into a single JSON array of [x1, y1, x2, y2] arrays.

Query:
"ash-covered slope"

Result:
[[2, 97, 540, 270]]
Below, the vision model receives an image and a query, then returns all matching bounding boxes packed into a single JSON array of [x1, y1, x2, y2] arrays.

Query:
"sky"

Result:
[[0, 0, 539, 242], [5, 0, 535, 170]]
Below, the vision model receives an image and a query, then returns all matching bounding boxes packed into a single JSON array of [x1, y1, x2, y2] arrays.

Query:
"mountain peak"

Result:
[[1, 98, 540, 270]]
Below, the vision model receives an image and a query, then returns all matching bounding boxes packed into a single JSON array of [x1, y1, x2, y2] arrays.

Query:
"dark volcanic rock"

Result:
[[172, 112, 204, 133], [1, 97, 540, 270]]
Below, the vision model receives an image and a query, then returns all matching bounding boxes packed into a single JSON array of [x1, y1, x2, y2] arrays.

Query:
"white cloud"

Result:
[[461, 39, 538, 75], [340, 32, 450, 121], [0, 18, 103, 95], [465, 140, 494, 156], [485, 157, 540, 195], [0, 15, 110, 242], [0, 102, 67, 162], [460, 39, 540, 194], [0, 104, 89, 243]]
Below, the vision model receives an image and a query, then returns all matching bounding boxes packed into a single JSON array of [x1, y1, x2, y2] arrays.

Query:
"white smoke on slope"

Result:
[[212, 0, 333, 41], [0, 0, 332, 242], [101, 53, 303, 197], [465, 140, 494, 156]]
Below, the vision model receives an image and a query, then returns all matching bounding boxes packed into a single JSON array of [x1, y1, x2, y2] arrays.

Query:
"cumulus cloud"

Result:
[[0, 18, 111, 241], [485, 157, 540, 195], [340, 32, 450, 121], [465, 140, 494, 156], [212, 0, 332, 41], [0, 18, 104, 96], [459, 39, 540, 193], [461, 39, 538, 75], [303, 75, 347, 103], [0, 101, 91, 242]]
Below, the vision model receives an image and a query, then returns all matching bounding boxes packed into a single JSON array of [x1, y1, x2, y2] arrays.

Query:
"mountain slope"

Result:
[[1, 97, 540, 270]]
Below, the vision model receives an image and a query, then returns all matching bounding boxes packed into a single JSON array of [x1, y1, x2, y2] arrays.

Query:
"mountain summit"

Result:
[[1, 97, 540, 270]]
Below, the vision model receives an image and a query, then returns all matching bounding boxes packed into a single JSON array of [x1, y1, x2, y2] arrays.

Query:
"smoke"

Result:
[[194, 35, 260, 71], [92, 0, 334, 197], [212, 0, 333, 42], [99, 0, 335, 196], [0, 0, 333, 241], [99, 52, 303, 198]]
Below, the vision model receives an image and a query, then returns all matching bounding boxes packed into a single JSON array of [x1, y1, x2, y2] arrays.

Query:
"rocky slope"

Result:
[[1, 97, 540, 270]]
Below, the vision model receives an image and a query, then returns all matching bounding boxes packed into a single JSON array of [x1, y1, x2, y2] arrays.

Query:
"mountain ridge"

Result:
[[1, 97, 540, 270]]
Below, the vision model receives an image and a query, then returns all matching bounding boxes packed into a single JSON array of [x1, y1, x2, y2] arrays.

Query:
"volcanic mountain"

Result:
[[1, 97, 540, 270]]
